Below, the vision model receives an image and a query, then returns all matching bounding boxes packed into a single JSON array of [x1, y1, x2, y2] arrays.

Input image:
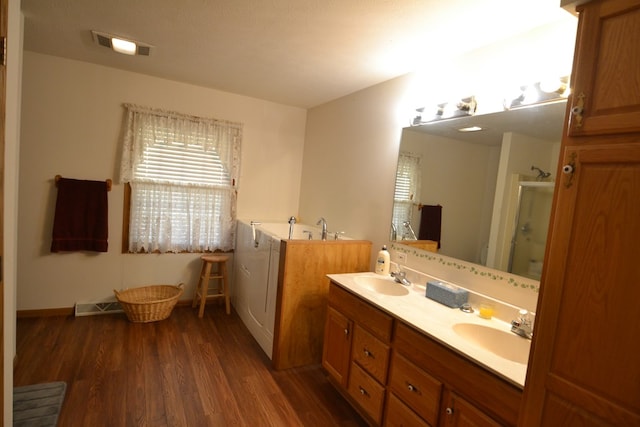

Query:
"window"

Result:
[[120, 104, 242, 253], [392, 152, 421, 239]]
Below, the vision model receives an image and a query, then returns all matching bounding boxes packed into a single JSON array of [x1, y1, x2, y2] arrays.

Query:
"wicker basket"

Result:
[[114, 283, 184, 323]]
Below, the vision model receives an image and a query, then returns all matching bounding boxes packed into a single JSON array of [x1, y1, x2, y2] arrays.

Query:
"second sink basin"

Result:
[[353, 276, 409, 296], [452, 323, 531, 364]]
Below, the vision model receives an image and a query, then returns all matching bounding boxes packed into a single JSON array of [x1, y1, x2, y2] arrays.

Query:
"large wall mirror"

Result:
[[391, 100, 567, 281]]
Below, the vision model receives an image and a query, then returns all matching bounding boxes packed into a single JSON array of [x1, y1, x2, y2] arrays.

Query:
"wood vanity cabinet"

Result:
[[323, 282, 393, 425], [519, 0, 640, 425], [442, 392, 503, 427], [392, 322, 521, 427], [323, 282, 522, 427], [322, 306, 353, 387]]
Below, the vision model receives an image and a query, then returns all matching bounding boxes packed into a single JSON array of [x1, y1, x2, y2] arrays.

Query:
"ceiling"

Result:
[[21, 0, 571, 108]]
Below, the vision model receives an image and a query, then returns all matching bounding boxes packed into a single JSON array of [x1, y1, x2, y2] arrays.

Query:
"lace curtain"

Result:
[[392, 152, 421, 238], [120, 104, 242, 253]]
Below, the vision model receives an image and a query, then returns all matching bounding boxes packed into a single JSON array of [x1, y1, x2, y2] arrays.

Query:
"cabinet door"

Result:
[[352, 324, 390, 384], [347, 362, 386, 424], [520, 144, 640, 425], [567, 0, 640, 136], [322, 306, 352, 387], [384, 393, 431, 427], [388, 353, 442, 426], [442, 392, 502, 427]]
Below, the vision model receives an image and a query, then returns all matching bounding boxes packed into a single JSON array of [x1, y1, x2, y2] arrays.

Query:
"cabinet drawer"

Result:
[[388, 353, 442, 426], [353, 324, 390, 383], [329, 283, 393, 342], [384, 392, 432, 427], [347, 362, 386, 424]]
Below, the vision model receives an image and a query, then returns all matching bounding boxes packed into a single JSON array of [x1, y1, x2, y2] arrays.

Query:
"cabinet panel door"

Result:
[[352, 324, 390, 384], [443, 392, 502, 427], [521, 143, 640, 425], [322, 306, 352, 387], [388, 353, 442, 426], [568, 0, 640, 136], [384, 393, 431, 427], [347, 362, 386, 425]]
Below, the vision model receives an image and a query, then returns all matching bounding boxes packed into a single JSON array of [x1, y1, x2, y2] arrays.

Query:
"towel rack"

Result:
[[55, 175, 112, 192]]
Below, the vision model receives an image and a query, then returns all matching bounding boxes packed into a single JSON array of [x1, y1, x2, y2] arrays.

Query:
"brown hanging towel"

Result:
[[51, 177, 109, 252], [418, 204, 442, 248]]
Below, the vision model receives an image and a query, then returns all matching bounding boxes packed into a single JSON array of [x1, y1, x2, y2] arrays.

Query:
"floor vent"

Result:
[[74, 301, 124, 317]]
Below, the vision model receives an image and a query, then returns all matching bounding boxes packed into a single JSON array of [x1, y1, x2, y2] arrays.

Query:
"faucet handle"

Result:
[[334, 231, 345, 240]]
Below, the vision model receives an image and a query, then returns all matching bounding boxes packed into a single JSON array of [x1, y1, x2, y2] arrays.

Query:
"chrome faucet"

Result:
[[288, 216, 296, 239], [317, 217, 328, 240], [391, 269, 411, 286], [402, 220, 418, 240], [511, 309, 534, 340]]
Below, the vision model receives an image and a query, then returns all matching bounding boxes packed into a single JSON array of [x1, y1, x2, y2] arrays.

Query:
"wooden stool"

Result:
[[192, 254, 231, 318]]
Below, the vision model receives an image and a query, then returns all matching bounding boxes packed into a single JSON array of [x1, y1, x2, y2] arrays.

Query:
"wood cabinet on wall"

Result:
[[519, 0, 640, 425]]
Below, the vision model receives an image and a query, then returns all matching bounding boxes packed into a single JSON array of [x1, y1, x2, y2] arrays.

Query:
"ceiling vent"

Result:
[[91, 30, 152, 56]]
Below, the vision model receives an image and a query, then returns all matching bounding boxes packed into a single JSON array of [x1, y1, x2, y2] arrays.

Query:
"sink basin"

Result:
[[452, 323, 531, 364], [353, 276, 409, 296]]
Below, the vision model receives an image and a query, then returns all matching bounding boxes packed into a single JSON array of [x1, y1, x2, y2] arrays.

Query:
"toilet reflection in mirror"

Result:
[[391, 100, 566, 280]]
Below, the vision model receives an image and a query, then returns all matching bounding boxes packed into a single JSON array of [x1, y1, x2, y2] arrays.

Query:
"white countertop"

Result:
[[327, 272, 529, 388]]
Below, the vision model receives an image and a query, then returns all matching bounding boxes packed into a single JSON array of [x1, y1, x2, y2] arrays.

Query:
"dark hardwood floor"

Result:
[[14, 304, 367, 427]]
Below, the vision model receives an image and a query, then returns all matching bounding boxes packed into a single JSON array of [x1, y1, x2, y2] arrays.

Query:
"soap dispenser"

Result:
[[375, 245, 390, 275]]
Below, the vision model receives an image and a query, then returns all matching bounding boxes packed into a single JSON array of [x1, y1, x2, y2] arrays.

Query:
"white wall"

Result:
[[18, 52, 307, 310]]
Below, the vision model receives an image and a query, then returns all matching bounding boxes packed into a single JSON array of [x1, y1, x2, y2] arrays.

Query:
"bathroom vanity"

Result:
[[323, 273, 526, 426]]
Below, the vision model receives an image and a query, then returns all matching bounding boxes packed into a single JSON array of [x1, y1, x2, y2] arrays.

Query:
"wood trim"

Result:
[[16, 299, 197, 319], [1, 0, 7, 423], [121, 182, 131, 253], [17, 307, 74, 318]]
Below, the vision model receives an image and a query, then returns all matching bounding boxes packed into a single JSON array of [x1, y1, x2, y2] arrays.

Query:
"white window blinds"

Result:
[[392, 152, 421, 239]]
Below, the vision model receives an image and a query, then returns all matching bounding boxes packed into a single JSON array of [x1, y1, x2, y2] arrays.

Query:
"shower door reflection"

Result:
[[508, 182, 555, 280]]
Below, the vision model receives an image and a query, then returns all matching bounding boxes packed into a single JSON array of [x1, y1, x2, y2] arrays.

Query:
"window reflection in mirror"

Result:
[[391, 100, 567, 280]]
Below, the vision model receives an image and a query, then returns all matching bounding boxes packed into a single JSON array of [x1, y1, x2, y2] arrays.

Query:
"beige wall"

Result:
[[300, 18, 576, 307], [18, 52, 307, 310], [300, 22, 577, 267], [299, 73, 411, 246], [400, 129, 500, 264]]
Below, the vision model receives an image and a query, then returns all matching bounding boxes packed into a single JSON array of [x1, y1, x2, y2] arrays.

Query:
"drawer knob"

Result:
[[363, 349, 373, 358], [359, 386, 368, 396], [571, 92, 585, 128], [407, 383, 417, 392], [445, 407, 454, 415], [344, 328, 349, 336]]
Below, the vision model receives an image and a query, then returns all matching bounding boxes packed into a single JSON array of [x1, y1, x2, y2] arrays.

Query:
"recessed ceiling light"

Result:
[[458, 126, 483, 132], [111, 38, 137, 55], [91, 30, 152, 56]]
